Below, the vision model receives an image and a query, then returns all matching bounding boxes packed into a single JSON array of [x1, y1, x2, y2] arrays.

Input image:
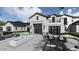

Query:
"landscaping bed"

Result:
[[61, 32, 79, 38]]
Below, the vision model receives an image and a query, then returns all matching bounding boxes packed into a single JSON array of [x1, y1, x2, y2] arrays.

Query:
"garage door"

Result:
[[33, 24, 42, 34]]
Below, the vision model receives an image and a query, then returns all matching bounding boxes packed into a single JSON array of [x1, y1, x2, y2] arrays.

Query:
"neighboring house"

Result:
[[0, 25, 4, 31], [29, 13, 79, 35], [3, 21, 30, 32], [67, 20, 79, 32]]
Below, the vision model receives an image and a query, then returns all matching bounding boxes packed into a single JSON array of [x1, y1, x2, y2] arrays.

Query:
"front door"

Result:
[[33, 24, 42, 34], [49, 26, 60, 35]]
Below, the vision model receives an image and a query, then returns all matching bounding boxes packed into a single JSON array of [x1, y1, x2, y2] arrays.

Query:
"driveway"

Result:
[[0, 34, 44, 51]]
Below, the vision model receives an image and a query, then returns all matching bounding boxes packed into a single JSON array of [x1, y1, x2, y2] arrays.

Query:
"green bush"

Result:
[[61, 32, 79, 38], [3, 31, 13, 35], [13, 31, 27, 33]]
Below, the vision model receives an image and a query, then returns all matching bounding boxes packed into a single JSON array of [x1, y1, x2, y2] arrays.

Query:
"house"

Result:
[[3, 21, 30, 32], [29, 13, 79, 35]]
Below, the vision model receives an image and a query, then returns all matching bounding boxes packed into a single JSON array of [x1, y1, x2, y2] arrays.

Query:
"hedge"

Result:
[[13, 31, 28, 33], [3, 31, 13, 35], [61, 32, 79, 38]]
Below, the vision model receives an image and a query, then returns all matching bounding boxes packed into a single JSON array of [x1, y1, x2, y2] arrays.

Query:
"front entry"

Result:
[[6, 26, 12, 32], [49, 26, 60, 35], [33, 24, 42, 34]]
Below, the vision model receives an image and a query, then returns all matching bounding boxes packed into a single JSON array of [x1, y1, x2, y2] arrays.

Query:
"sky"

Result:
[[0, 7, 79, 22]]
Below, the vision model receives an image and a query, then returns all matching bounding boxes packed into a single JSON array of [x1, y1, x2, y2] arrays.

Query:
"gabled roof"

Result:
[[28, 13, 48, 19], [52, 14, 63, 17], [63, 14, 79, 18], [7, 21, 30, 27], [29, 13, 79, 19]]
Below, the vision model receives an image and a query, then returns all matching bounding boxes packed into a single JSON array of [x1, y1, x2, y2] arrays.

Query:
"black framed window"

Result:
[[64, 18, 67, 25], [36, 16, 39, 20], [52, 17, 55, 22], [16, 27, 17, 30]]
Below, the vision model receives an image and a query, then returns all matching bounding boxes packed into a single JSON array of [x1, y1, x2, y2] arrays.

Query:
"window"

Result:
[[75, 46, 79, 49], [72, 20, 73, 22], [6, 27, 11, 31], [64, 18, 67, 25], [52, 17, 55, 22], [16, 27, 17, 30], [36, 16, 39, 20], [43, 25, 45, 29], [0, 27, 3, 31]]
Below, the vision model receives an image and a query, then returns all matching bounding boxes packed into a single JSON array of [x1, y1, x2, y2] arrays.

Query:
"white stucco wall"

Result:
[[14, 27, 26, 31], [30, 14, 66, 34], [30, 14, 48, 34], [61, 15, 73, 28], [30, 13, 79, 34], [3, 22, 27, 32], [3, 22, 15, 31]]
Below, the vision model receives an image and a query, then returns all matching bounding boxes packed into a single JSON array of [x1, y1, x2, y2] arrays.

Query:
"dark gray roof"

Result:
[[29, 13, 79, 19], [7, 21, 30, 27], [64, 14, 79, 18], [29, 13, 48, 19]]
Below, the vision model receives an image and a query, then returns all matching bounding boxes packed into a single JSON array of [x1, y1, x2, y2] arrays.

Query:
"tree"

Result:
[[0, 20, 5, 26]]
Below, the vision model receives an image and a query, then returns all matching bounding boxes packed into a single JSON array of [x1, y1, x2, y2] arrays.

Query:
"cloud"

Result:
[[59, 11, 64, 15], [66, 8, 79, 16], [67, 9, 72, 14], [70, 12, 79, 16], [2, 7, 42, 22]]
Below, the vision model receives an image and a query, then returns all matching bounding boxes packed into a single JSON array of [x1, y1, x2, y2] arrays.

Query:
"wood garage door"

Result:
[[33, 24, 42, 34]]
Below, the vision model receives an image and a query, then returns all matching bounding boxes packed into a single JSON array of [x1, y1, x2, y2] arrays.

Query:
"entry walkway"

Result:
[[0, 34, 44, 51]]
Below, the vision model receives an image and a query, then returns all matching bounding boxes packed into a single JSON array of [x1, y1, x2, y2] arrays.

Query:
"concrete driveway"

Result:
[[0, 34, 44, 51]]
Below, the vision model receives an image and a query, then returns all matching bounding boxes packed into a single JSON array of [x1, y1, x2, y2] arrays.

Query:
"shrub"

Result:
[[61, 32, 79, 38], [3, 31, 13, 35], [13, 31, 27, 33]]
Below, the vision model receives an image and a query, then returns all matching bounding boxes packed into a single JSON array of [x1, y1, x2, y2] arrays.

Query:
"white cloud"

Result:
[[70, 12, 79, 16], [73, 8, 76, 10], [64, 8, 79, 16], [67, 9, 72, 14], [59, 11, 64, 15], [2, 7, 42, 22]]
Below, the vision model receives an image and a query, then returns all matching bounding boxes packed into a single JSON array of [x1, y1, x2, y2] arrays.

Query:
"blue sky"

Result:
[[0, 7, 79, 22]]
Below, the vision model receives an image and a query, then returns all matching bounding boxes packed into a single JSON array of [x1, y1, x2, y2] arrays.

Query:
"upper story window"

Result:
[[52, 17, 55, 22], [16, 27, 17, 30], [64, 18, 67, 25], [36, 16, 39, 20]]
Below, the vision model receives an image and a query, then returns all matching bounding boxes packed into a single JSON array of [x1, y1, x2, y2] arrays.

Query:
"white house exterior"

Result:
[[3, 21, 30, 32], [29, 13, 79, 35]]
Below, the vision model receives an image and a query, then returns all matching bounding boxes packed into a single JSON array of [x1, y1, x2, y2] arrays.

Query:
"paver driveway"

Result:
[[0, 34, 44, 51]]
